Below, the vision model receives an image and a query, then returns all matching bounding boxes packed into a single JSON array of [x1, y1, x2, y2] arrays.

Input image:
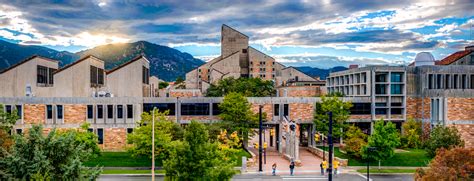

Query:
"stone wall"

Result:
[[447, 98, 474, 121], [406, 97, 431, 119], [24, 104, 45, 124], [289, 103, 314, 121], [64, 104, 86, 124], [250, 103, 273, 121], [449, 124, 474, 148], [278, 86, 323, 97], [102, 128, 127, 151]]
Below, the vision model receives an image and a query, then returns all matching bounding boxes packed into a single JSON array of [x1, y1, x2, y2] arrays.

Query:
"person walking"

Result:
[[320, 161, 324, 175], [334, 160, 339, 176], [289, 161, 295, 176], [272, 163, 277, 176], [322, 160, 328, 176]]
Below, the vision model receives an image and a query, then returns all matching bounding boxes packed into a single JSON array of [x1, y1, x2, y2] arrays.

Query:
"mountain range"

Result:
[[0, 39, 347, 81]]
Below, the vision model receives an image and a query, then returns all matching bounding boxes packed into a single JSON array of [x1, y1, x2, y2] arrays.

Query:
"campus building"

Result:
[[185, 25, 324, 97], [327, 47, 474, 147]]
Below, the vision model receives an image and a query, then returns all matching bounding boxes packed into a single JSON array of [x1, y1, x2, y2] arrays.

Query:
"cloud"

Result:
[[274, 54, 395, 69]]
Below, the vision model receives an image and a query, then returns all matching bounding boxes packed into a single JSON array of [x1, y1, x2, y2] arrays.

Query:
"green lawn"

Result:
[[84, 152, 155, 167], [318, 147, 430, 167], [86, 149, 251, 167], [102, 169, 166, 174], [356, 168, 416, 173]]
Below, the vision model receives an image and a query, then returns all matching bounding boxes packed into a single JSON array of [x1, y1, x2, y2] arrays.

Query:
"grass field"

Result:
[[318, 147, 430, 167], [86, 149, 251, 167], [356, 168, 417, 173]]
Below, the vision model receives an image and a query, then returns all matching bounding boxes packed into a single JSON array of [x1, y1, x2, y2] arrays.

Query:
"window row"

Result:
[[87, 104, 134, 120], [37, 65, 56, 87], [427, 74, 474, 90], [87, 128, 134, 145], [4, 105, 22, 119], [327, 72, 367, 86]]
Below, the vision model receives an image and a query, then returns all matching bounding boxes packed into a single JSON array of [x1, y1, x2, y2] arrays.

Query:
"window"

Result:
[[181, 103, 210, 116], [375, 103, 386, 107], [56, 105, 63, 120], [428, 74, 433, 89], [87, 105, 93, 119], [391, 73, 403, 82], [107, 105, 114, 119], [127, 105, 133, 119], [16, 129, 22, 134], [375, 108, 387, 115], [143, 103, 176, 115], [5, 105, 12, 114], [283, 104, 289, 117], [391, 108, 403, 114], [97, 128, 103, 144], [142, 66, 150, 84], [445, 74, 451, 89], [16, 105, 22, 118], [375, 73, 387, 82], [127, 128, 133, 134], [471, 75, 474, 89], [453, 74, 459, 89], [48, 68, 56, 85], [461, 74, 467, 89], [375, 84, 386, 94], [391, 102, 403, 106], [37, 65, 48, 85], [436, 74, 442, 89], [212, 103, 221, 115], [350, 103, 371, 115], [46, 105, 53, 119], [90, 66, 104, 87], [274, 104, 280, 116], [87, 128, 93, 133], [117, 105, 123, 119], [97, 105, 103, 119], [391, 84, 402, 94], [242, 49, 247, 53]]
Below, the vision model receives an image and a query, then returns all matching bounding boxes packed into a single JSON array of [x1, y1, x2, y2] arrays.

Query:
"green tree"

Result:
[[163, 121, 236, 180], [0, 104, 19, 157], [400, 118, 422, 149], [218, 92, 259, 146], [361, 120, 400, 168], [206, 77, 275, 97], [127, 110, 183, 160], [313, 95, 352, 138], [56, 123, 101, 157], [159, 81, 170, 89], [0, 125, 101, 180], [343, 125, 367, 158], [424, 126, 464, 158]]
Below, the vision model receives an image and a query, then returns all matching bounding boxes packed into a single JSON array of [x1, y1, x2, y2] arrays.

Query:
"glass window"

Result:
[[274, 104, 280, 116], [16, 105, 22, 118], [87, 105, 93, 119], [390, 73, 403, 82], [461, 75, 467, 89], [97, 105, 103, 119], [107, 105, 114, 119], [212, 103, 221, 115], [428, 74, 433, 89], [16, 129, 22, 134], [375, 73, 387, 82], [56, 105, 63, 119], [127, 128, 133, 134], [90, 66, 104, 87], [46, 105, 53, 119], [436, 74, 442, 89], [5, 105, 12, 114], [283, 104, 289, 117], [142, 66, 149, 84], [37, 65, 48, 84], [48, 68, 56, 85], [391, 84, 402, 94], [445, 74, 451, 89], [143, 103, 176, 115], [117, 105, 123, 119], [471, 75, 474, 89], [375, 108, 387, 115], [350, 103, 371, 115], [127, 105, 133, 119], [90, 66, 97, 86], [391, 108, 403, 114], [181, 103, 210, 116], [375, 84, 386, 94], [453, 74, 459, 89], [97, 128, 103, 144]]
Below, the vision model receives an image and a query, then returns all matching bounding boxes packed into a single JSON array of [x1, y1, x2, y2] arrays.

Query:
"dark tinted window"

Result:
[[48, 68, 56, 85], [127, 105, 133, 118], [391, 84, 402, 94], [274, 104, 280, 116], [90, 66, 97, 86], [16, 129, 22, 134], [97, 105, 103, 119], [212, 103, 221, 115], [142, 66, 149, 84], [350, 103, 371, 115], [375, 108, 387, 115], [117, 105, 123, 119], [5, 105, 12, 114], [127, 128, 133, 134], [87, 105, 93, 119], [391, 108, 403, 114], [107, 105, 114, 119], [46, 105, 53, 119], [16, 105, 22, 118], [97, 128, 103, 144], [391, 73, 403, 82], [283, 104, 289, 117], [143, 103, 176, 115], [56, 105, 63, 119], [37, 65, 48, 84], [181, 103, 210, 116], [391, 102, 403, 106]]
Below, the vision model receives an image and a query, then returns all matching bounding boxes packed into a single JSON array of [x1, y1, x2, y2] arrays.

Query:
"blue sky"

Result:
[[0, 0, 473, 68]]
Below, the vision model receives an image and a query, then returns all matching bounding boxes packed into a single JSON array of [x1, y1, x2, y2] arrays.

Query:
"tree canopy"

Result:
[[424, 125, 464, 158], [415, 147, 474, 180], [0, 125, 101, 180], [361, 120, 400, 163], [206, 77, 275, 97], [313, 95, 352, 138], [218, 92, 259, 140], [343, 125, 367, 158], [400, 118, 422, 149]]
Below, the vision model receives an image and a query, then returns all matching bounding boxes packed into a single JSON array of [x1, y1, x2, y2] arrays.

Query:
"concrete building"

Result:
[[327, 49, 474, 147], [106, 55, 151, 97], [0, 55, 59, 97], [185, 25, 320, 96]]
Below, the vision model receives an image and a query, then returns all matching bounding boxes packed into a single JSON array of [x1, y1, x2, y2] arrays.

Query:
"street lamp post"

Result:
[[328, 112, 334, 181], [152, 107, 156, 181], [367, 147, 377, 181], [258, 105, 263, 172]]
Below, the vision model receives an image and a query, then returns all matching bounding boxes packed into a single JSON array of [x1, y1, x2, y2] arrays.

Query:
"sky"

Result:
[[0, 0, 473, 68]]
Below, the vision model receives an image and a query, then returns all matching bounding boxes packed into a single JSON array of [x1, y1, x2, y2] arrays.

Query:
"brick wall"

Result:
[[250, 104, 273, 121], [24, 104, 45, 124], [102, 128, 127, 151], [447, 98, 474, 121], [406, 97, 430, 119], [64, 104, 86, 124], [169, 90, 202, 97], [278, 86, 323, 97], [289, 103, 314, 121]]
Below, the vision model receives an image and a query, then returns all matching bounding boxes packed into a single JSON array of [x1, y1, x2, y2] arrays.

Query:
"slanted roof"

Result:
[[0, 55, 59, 74], [54, 55, 102, 74], [437, 49, 473, 65], [222, 24, 249, 38], [107, 55, 148, 74]]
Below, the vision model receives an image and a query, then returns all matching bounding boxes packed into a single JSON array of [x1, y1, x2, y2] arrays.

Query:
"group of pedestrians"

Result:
[[271, 160, 296, 176], [320, 159, 340, 176]]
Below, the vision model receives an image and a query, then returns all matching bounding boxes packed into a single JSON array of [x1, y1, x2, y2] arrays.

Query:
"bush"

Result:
[[415, 147, 474, 180], [401, 118, 422, 149], [424, 126, 464, 158], [343, 125, 367, 158]]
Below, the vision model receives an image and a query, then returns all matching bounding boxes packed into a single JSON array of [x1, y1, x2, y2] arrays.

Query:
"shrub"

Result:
[[343, 125, 367, 158], [415, 147, 474, 180], [424, 126, 464, 158], [401, 118, 422, 149]]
